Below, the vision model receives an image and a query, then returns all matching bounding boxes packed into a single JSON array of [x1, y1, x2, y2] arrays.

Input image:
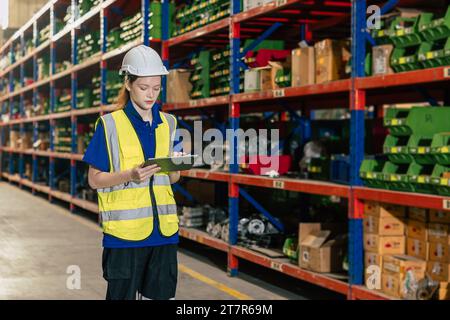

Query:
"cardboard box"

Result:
[[364, 201, 406, 218], [383, 255, 426, 278], [427, 262, 450, 282], [429, 210, 450, 224], [408, 207, 429, 223], [299, 229, 346, 273], [364, 234, 405, 255], [439, 288, 450, 300], [381, 272, 401, 298], [166, 69, 193, 103], [363, 215, 405, 236], [19, 132, 33, 150], [365, 252, 383, 269], [382, 255, 427, 298], [244, 66, 272, 92], [314, 39, 343, 84], [269, 60, 291, 90], [428, 223, 450, 244], [407, 220, 428, 241], [406, 238, 429, 260], [291, 46, 315, 86], [429, 242, 449, 262], [372, 45, 394, 75], [10, 131, 20, 148]]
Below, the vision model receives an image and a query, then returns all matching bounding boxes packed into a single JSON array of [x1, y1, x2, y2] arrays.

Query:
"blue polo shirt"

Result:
[[83, 99, 179, 248]]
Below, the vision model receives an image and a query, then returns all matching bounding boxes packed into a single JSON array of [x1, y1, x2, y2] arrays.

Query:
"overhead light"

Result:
[[0, 0, 9, 30]]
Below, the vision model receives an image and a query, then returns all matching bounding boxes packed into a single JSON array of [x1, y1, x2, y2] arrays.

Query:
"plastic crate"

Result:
[[408, 134, 435, 165], [330, 154, 350, 184], [419, 6, 450, 42], [391, 44, 423, 73], [408, 163, 436, 194], [431, 132, 450, 165], [389, 14, 432, 48], [385, 107, 450, 137], [383, 161, 416, 192], [430, 164, 450, 196], [417, 37, 450, 69], [384, 107, 412, 136], [360, 158, 387, 189], [383, 134, 412, 164]]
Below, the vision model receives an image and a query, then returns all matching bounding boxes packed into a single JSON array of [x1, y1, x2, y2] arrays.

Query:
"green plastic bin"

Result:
[[408, 134, 435, 165], [389, 14, 432, 48], [408, 163, 436, 194], [419, 6, 450, 42], [360, 159, 387, 189], [430, 164, 450, 196], [384, 107, 412, 136], [391, 44, 423, 73], [383, 135, 412, 164], [431, 132, 450, 165], [418, 37, 450, 69], [382, 161, 416, 192]]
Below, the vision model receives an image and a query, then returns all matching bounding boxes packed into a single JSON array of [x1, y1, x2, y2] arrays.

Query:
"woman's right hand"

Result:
[[129, 164, 161, 183]]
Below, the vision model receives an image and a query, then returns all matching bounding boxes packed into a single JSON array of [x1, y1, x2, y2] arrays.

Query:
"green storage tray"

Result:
[[419, 6, 450, 42], [360, 159, 388, 189], [384, 107, 412, 136], [371, 23, 392, 45], [408, 163, 436, 194], [391, 44, 423, 72], [431, 132, 450, 165], [430, 164, 450, 196], [389, 14, 430, 48], [383, 134, 413, 164], [383, 161, 417, 192], [408, 134, 435, 165], [385, 107, 450, 137], [418, 37, 450, 69]]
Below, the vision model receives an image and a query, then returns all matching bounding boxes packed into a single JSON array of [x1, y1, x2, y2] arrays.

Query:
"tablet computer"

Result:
[[143, 154, 198, 171]]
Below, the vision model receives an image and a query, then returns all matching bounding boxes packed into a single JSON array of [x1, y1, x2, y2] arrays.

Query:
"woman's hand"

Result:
[[129, 164, 161, 183], [168, 151, 187, 184]]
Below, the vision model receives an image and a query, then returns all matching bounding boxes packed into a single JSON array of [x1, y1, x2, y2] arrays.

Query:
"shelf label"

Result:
[[444, 67, 450, 78], [270, 261, 283, 272], [444, 199, 450, 210], [391, 119, 398, 125], [441, 178, 449, 186], [275, 0, 288, 7], [273, 180, 285, 189], [441, 146, 449, 153], [273, 89, 285, 97]]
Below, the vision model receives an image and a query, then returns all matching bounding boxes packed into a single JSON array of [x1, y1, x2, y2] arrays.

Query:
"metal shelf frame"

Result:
[[1, 0, 450, 300]]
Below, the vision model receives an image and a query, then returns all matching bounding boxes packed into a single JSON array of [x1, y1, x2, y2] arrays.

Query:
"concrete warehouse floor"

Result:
[[0, 181, 343, 300]]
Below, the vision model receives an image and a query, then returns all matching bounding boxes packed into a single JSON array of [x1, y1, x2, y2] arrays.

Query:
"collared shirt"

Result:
[[83, 99, 179, 248]]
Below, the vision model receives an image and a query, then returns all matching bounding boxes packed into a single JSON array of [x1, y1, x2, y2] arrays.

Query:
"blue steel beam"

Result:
[[349, 0, 366, 288], [142, 0, 150, 46], [240, 22, 283, 58], [172, 183, 196, 203]]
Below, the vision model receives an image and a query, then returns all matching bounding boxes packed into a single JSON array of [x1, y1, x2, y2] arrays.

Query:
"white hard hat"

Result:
[[119, 45, 169, 77]]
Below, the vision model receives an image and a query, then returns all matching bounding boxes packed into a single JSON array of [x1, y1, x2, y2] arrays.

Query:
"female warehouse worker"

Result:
[[83, 45, 184, 300]]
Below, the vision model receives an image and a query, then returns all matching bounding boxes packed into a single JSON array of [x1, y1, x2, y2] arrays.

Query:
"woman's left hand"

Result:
[[169, 152, 185, 184]]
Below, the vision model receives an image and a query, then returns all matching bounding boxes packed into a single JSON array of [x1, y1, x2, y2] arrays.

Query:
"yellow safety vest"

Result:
[[95, 108, 179, 241]]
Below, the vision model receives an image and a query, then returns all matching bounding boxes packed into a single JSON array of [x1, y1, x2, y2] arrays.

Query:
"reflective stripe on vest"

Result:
[[96, 109, 179, 241]]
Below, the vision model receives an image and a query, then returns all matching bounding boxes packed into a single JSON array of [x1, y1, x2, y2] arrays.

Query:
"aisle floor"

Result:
[[0, 182, 303, 300]]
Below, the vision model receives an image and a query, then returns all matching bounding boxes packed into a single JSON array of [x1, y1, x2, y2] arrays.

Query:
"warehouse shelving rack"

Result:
[[0, 0, 449, 300]]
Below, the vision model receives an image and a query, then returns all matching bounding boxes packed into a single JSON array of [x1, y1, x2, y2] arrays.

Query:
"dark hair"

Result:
[[115, 74, 138, 110]]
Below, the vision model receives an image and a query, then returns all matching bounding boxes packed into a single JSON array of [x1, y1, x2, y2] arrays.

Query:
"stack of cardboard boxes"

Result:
[[244, 38, 351, 93], [364, 201, 450, 299]]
